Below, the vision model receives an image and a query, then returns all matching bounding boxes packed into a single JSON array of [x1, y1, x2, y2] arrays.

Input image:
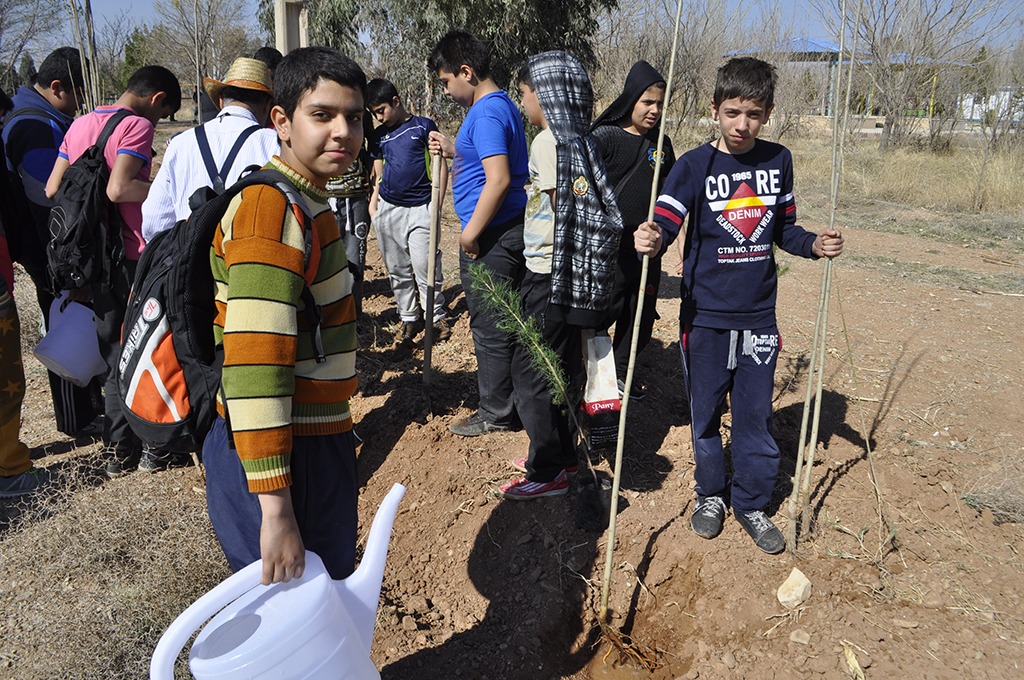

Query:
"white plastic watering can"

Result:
[[150, 483, 406, 680], [33, 293, 106, 387]]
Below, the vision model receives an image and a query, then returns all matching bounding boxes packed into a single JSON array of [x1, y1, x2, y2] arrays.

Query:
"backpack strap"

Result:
[[196, 124, 262, 193], [194, 125, 222, 192], [1, 107, 70, 135], [94, 109, 138, 157], [219, 125, 261, 185]]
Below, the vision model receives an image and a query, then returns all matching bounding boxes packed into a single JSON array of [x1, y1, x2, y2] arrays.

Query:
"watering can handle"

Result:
[[149, 559, 264, 680]]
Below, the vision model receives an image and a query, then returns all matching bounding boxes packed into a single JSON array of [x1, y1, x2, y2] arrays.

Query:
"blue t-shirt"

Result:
[[451, 91, 528, 229], [368, 115, 438, 207]]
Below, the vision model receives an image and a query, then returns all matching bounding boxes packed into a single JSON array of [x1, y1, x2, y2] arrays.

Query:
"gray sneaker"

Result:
[[691, 495, 727, 538], [449, 412, 510, 437], [0, 468, 52, 499], [736, 510, 786, 554]]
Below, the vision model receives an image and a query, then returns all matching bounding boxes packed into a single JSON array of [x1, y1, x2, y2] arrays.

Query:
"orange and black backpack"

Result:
[[116, 168, 325, 452]]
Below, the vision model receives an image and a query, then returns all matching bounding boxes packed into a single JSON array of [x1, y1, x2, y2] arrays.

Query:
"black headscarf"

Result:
[[591, 60, 666, 130]]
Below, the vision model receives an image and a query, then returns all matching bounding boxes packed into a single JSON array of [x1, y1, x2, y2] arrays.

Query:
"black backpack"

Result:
[[47, 109, 135, 292], [116, 169, 326, 453], [0, 107, 71, 264]]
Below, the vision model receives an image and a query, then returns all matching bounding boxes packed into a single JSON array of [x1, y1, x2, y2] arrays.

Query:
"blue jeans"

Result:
[[459, 217, 526, 427], [680, 324, 781, 513], [203, 416, 359, 579]]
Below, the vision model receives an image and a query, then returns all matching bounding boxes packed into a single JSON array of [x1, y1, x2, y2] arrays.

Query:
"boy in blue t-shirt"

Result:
[[427, 30, 530, 438], [635, 58, 844, 554], [366, 78, 449, 343]]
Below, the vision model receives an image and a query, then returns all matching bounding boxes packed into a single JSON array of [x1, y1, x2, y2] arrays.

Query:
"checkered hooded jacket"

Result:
[[528, 51, 623, 322]]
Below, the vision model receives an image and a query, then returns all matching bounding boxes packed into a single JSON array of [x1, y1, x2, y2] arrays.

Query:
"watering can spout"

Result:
[[337, 483, 406, 654]]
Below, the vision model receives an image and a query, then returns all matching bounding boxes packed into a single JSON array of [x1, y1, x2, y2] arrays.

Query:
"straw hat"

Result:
[[203, 58, 273, 109]]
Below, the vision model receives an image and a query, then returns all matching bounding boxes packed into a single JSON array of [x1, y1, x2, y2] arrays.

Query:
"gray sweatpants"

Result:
[[375, 197, 445, 323]]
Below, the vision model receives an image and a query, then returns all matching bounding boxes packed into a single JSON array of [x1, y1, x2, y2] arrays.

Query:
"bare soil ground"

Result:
[[2, 132, 1023, 679]]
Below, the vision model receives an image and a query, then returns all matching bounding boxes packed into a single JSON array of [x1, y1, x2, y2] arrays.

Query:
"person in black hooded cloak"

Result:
[[591, 60, 676, 400]]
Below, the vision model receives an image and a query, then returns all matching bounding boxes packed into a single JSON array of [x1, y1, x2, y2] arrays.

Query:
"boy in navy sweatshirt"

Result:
[[634, 57, 843, 554]]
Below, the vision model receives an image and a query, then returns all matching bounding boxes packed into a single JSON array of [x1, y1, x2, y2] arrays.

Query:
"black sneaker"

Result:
[[104, 445, 141, 478], [449, 412, 510, 437], [433, 321, 451, 342], [690, 495, 727, 539], [616, 378, 645, 401], [139, 448, 193, 474], [736, 510, 786, 554]]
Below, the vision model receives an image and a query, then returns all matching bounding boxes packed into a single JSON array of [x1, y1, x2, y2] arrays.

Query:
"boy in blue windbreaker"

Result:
[[634, 57, 844, 554]]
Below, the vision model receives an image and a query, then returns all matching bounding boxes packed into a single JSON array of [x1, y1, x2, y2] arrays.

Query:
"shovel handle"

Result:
[[424, 153, 442, 386]]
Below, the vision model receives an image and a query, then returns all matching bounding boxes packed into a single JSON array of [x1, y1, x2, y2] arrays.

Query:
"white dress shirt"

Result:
[[142, 106, 280, 242]]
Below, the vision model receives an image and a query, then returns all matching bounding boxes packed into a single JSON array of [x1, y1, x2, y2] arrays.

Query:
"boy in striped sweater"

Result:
[[202, 47, 365, 585]]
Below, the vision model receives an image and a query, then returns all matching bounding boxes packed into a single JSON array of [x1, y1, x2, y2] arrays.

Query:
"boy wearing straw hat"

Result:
[[635, 57, 843, 554], [142, 57, 279, 243]]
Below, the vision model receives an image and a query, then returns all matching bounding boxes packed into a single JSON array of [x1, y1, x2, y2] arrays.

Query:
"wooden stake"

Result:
[[599, 0, 685, 625]]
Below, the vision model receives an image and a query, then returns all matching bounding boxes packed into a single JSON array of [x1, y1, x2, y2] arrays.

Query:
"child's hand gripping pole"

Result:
[[424, 152, 443, 387], [598, 0, 686, 625]]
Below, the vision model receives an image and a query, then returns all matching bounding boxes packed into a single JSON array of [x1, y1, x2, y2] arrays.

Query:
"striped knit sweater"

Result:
[[211, 156, 358, 493]]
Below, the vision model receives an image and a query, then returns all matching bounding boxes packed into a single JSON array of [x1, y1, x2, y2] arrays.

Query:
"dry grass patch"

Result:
[[789, 136, 1024, 217], [0, 453, 228, 679], [964, 451, 1024, 525]]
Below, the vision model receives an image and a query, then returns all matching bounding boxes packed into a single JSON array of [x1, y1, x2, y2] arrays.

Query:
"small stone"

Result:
[[923, 592, 944, 609], [414, 634, 427, 645], [401, 615, 417, 631], [409, 595, 430, 614], [893, 618, 919, 629], [974, 651, 984, 660], [777, 567, 813, 609], [790, 629, 811, 645], [516, 534, 533, 546], [683, 670, 700, 679], [856, 652, 872, 669], [929, 640, 941, 652], [722, 650, 737, 669]]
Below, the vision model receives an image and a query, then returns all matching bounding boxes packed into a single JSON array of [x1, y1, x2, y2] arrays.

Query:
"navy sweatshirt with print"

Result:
[[653, 139, 818, 330]]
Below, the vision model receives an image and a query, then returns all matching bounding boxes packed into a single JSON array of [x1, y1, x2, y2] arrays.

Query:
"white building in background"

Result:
[[959, 88, 1024, 123]]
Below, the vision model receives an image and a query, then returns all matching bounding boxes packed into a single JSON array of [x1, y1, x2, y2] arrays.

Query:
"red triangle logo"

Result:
[[722, 183, 766, 238]]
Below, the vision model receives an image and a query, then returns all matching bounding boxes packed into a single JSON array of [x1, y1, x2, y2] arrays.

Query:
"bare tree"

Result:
[[591, 0, 729, 145], [973, 39, 1024, 209], [812, 0, 1018, 151], [0, 0, 65, 90], [153, 0, 259, 82], [95, 9, 134, 97]]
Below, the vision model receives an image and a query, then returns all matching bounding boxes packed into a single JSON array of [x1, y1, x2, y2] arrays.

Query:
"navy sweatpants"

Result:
[[203, 417, 359, 580], [680, 324, 781, 513]]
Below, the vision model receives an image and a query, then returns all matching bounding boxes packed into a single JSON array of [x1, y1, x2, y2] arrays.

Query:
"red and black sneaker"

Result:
[[499, 470, 569, 500]]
